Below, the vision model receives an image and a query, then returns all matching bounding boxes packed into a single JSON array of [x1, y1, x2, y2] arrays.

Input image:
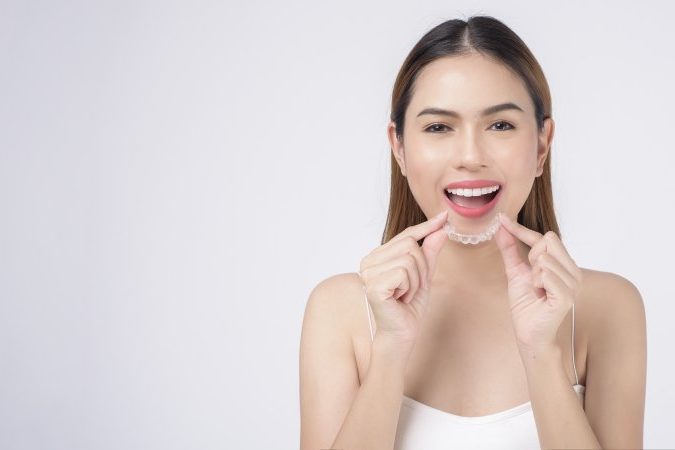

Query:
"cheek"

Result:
[[406, 157, 439, 199], [497, 147, 539, 206], [499, 141, 539, 175], [400, 145, 444, 211], [402, 139, 443, 183], [404, 137, 442, 163]]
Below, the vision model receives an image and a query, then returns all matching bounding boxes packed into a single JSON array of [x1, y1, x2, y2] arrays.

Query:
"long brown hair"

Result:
[[382, 15, 560, 245]]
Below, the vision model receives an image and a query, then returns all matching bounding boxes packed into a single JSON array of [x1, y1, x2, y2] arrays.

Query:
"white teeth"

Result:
[[446, 185, 500, 197]]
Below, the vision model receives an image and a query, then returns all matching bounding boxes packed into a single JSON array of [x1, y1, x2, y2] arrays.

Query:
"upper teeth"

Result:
[[446, 185, 500, 197]]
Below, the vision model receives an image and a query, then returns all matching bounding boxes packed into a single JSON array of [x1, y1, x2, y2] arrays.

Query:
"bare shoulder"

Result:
[[299, 272, 366, 450], [308, 271, 364, 300], [304, 271, 365, 332], [579, 267, 641, 293], [578, 267, 644, 310], [301, 271, 367, 360], [578, 267, 646, 352], [576, 268, 647, 448]]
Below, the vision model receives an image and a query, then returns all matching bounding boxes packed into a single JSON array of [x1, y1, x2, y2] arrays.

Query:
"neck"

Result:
[[432, 237, 530, 293]]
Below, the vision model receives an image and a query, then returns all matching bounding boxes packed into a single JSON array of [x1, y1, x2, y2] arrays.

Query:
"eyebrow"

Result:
[[416, 102, 524, 119]]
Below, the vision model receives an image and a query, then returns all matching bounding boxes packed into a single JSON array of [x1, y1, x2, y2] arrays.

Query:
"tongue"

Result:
[[450, 193, 492, 208]]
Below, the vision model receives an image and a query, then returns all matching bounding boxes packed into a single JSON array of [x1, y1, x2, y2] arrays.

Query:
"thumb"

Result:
[[421, 226, 448, 285], [494, 224, 528, 280]]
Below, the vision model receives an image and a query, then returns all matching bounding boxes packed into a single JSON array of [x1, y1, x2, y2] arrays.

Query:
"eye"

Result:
[[490, 121, 515, 131], [425, 123, 452, 133]]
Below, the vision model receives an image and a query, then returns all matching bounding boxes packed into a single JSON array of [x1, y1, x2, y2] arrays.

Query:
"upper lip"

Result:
[[444, 179, 502, 190]]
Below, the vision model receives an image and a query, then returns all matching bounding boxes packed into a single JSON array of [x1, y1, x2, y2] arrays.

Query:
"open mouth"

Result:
[[445, 185, 501, 209]]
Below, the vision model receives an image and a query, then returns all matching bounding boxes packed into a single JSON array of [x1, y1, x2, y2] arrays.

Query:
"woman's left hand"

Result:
[[494, 213, 584, 357]]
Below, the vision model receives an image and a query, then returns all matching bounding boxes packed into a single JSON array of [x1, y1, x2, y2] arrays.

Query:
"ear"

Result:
[[535, 117, 555, 177], [387, 121, 406, 177]]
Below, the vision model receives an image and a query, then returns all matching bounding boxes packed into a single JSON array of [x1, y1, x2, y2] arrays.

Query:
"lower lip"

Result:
[[444, 188, 503, 218]]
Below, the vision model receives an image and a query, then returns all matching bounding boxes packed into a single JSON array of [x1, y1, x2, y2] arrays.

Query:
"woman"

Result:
[[299, 15, 646, 450]]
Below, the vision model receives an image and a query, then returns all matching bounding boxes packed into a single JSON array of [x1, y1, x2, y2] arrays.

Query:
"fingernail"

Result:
[[435, 210, 447, 219]]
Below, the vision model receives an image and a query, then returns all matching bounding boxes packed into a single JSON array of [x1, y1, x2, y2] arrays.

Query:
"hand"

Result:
[[494, 213, 584, 356], [358, 210, 448, 350]]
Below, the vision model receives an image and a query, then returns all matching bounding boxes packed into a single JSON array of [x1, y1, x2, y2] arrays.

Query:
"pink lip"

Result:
[[444, 185, 503, 218]]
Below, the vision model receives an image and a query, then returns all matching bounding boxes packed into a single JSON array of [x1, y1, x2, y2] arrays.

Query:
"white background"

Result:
[[1, 0, 674, 449]]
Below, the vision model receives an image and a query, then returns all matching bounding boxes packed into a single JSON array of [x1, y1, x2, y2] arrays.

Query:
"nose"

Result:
[[454, 130, 489, 170]]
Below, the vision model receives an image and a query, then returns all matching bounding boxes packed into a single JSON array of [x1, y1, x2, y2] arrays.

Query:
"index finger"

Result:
[[498, 212, 542, 247], [389, 209, 448, 245]]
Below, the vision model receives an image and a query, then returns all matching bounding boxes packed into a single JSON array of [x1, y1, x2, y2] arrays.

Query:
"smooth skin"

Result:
[[299, 52, 646, 450], [359, 210, 449, 348], [494, 212, 584, 358]]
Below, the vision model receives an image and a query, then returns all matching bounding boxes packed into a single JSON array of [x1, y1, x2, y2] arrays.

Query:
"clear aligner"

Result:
[[443, 213, 502, 245]]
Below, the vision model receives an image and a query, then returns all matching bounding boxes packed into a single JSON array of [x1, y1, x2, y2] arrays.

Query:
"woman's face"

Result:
[[388, 53, 554, 229]]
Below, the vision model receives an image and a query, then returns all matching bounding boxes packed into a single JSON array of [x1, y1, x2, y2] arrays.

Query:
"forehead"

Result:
[[408, 53, 533, 116]]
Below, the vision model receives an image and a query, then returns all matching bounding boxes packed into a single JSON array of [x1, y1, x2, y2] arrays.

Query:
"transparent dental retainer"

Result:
[[443, 210, 502, 245]]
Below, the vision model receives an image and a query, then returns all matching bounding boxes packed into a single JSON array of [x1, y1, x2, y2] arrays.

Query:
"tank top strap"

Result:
[[363, 290, 374, 342], [572, 302, 580, 385]]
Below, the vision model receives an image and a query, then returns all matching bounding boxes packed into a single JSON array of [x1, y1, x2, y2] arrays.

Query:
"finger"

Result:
[[533, 267, 543, 289], [540, 266, 572, 307], [388, 267, 410, 302], [409, 243, 431, 290], [420, 225, 448, 287], [536, 253, 577, 292], [365, 236, 429, 290], [364, 253, 420, 303], [498, 213, 542, 247], [396, 255, 421, 304], [528, 232, 582, 283], [494, 222, 530, 279], [526, 237, 548, 268], [531, 268, 548, 297], [389, 210, 448, 245], [368, 263, 411, 304]]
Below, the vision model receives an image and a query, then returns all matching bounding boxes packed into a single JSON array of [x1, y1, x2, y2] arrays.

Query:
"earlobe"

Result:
[[393, 147, 406, 177], [535, 117, 554, 177], [387, 121, 406, 177], [535, 149, 548, 177]]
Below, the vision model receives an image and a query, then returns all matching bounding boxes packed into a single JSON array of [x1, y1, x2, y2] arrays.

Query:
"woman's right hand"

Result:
[[358, 209, 449, 354]]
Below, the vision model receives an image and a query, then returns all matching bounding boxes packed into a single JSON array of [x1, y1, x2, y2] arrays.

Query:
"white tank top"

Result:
[[363, 294, 586, 450]]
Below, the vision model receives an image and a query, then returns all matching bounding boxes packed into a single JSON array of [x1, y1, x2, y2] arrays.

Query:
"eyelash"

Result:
[[425, 121, 515, 133]]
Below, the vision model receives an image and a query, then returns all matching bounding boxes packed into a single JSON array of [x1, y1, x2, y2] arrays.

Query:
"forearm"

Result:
[[330, 337, 409, 450], [521, 346, 602, 450]]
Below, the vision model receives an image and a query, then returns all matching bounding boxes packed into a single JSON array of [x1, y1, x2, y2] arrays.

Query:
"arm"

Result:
[[329, 335, 407, 450], [585, 273, 647, 449], [522, 272, 647, 449], [522, 346, 602, 449], [299, 274, 408, 450]]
